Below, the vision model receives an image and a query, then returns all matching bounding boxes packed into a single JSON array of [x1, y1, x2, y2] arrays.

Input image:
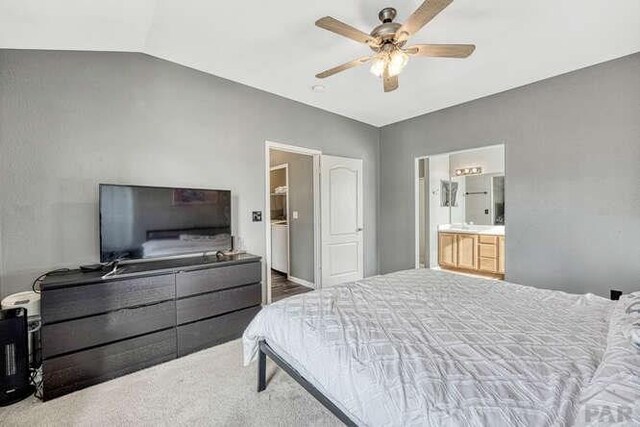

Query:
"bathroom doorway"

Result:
[[415, 144, 506, 279]]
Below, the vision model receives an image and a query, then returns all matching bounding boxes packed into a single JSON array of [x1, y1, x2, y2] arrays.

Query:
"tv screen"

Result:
[[99, 184, 231, 262]]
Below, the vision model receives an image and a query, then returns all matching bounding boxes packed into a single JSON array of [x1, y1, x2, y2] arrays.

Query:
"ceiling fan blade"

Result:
[[316, 17, 379, 46], [383, 71, 399, 93], [316, 56, 372, 79], [397, 0, 453, 42], [405, 44, 475, 58]]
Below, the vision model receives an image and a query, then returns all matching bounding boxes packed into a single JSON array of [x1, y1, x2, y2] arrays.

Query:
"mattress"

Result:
[[243, 268, 615, 426]]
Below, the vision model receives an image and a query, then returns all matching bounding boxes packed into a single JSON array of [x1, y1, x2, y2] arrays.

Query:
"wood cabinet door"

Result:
[[457, 234, 478, 270], [498, 236, 505, 274], [478, 257, 499, 273], [438, 233, 457, 268]]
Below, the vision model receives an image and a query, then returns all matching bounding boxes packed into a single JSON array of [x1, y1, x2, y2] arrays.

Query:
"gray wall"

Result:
[[0, 49, 379, 298], [380, 53, 640, 297], [270, 150, 314, 283]]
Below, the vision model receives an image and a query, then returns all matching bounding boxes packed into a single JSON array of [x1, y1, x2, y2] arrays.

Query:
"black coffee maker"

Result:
[[0, 308, 33, 406]]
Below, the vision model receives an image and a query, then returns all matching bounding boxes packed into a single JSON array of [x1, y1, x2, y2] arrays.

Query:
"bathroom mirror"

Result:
[[448, 173, 505, 226]]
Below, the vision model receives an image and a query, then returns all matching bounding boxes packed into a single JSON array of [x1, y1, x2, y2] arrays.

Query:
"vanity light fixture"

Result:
[[455, 166, 483, 176]]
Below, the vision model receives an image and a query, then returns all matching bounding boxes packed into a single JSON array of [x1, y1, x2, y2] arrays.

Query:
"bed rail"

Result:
[[257, 340, 358, 427]]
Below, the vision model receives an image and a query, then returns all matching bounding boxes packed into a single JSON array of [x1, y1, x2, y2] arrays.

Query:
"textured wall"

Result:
[[0, 49, 380, 298], [270, 150, 314, 283], [380, 53, 640, 297]]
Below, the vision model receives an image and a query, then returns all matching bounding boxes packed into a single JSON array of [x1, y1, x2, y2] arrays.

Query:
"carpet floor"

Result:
[[0, 339, 341, 426]]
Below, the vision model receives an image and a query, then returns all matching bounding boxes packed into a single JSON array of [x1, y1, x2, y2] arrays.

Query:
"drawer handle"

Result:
[[119, 299, 171, 312]]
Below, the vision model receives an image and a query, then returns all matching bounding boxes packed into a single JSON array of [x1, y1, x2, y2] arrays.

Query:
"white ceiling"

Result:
[[2, 0, 639, 126]]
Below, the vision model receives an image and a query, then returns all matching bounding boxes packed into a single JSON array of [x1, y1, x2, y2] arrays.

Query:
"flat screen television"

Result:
[[99, 184, 231, 262]]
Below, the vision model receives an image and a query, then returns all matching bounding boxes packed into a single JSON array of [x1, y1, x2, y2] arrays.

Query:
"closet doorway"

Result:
[[265, 142, 320, 303]]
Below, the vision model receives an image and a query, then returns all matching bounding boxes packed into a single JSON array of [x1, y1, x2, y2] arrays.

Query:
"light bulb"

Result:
[[370, 56, 386, 78], [387, 50, 409, 77]]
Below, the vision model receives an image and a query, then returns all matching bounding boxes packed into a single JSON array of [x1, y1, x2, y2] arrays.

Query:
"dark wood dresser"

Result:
[[39, 254, 262, 400]]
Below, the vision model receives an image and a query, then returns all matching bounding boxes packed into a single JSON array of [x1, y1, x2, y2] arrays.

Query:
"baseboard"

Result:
[[287, 276, 315, 289]]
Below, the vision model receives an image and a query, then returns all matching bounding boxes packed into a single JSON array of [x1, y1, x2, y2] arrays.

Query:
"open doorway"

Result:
[[415, 144, 506, 279], [265, 142, 321, 304]]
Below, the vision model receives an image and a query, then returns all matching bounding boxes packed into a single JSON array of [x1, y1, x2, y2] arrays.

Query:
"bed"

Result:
[[243, 268, 640, 426]]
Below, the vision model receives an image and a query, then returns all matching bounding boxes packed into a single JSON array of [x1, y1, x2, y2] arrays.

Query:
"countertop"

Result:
[[438, 224, 505, 236]]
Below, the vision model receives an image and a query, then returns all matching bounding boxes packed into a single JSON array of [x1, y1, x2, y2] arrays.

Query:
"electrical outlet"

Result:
[[252, 211, 262, 222]]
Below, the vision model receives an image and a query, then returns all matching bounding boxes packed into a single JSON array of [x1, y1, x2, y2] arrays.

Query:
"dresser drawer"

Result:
[[42, 300, 176, 358], [478, 243, 498, 258], [177, 306, 261, 357], [479, 235, 499, 245], [177, 283, 261, 325], [43, 328, 176, 401], [176, 261, 261, 298], [42, 274, 175, 324]]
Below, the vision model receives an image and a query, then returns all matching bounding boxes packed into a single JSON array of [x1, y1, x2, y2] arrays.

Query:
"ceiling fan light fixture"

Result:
[[370, 56, 386, 77], [315, 1, 475, 92], [387, 50, 409, 77]]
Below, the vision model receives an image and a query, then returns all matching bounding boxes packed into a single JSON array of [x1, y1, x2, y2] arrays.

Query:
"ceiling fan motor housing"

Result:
[[371, 8, 403, 48], [378, 7, 397, 23]]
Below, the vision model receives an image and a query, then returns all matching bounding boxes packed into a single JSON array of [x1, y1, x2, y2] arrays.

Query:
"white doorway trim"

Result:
[[414, 156, 429, 269], [264, 141, 321, 305]]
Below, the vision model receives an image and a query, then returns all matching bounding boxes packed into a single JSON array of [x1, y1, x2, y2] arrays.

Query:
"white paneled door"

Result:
[[321, 155, 364, 287]]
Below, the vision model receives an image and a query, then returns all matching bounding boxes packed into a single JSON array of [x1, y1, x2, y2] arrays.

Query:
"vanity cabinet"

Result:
[[438, 233, 457, 268], [457, 234, 478, 270], [438, 231, 504, 279]]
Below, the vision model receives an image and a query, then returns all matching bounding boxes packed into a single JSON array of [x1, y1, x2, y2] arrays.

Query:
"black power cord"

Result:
[[29, 366, 43, 400], [31, 268, 71, 293]]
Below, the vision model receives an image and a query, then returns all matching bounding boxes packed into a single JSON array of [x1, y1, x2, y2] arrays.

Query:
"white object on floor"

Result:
[[0, 339, 340, 426], [2, 291, 41, 317], [244, 268, 614, 426]]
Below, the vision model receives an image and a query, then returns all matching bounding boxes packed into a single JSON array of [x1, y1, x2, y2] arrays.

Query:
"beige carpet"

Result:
[[0, 339, 341, 426]]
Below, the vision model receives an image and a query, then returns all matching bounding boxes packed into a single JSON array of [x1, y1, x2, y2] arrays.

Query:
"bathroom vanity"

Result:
[[438, 225, 505, 279]]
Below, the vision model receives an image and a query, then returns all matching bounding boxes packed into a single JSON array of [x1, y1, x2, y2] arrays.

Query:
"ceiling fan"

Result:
[[315, 0, 475, 92]]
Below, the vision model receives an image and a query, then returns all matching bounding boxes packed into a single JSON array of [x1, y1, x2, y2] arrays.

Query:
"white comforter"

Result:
[[243, 269, 614, 427]]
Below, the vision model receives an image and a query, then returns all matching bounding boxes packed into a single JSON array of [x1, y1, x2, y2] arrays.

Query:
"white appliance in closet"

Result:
[[271, 222, 289, 273]]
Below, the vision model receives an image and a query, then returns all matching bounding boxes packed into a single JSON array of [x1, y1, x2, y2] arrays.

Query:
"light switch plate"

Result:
[[252, 211, 262, 222], [293, 211, 299, 219]]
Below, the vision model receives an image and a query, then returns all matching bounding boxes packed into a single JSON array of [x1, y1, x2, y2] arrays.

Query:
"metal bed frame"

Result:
[[257, 340, 358, 427]]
